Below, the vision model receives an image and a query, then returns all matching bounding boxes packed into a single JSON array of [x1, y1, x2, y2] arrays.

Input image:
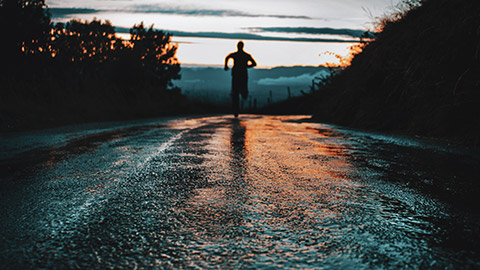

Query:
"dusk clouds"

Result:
[[112, 27, 362, 43], [47, 0, 400, 66], [247, 27, 375, 38], [48, 4, 372, 43], [49, 6, 311, 20], [49, 8, 98, 17]]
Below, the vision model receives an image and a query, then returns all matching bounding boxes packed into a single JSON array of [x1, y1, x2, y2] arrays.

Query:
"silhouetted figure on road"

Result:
[[224, 41, 257, 117]]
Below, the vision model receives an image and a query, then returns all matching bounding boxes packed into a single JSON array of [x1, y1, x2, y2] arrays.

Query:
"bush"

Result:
[[312, 0, 480, 145], [0, 0, 187, 130]]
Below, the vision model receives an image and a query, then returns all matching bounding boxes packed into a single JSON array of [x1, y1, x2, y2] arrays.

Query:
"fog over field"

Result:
[[176, 66, 331, 106]]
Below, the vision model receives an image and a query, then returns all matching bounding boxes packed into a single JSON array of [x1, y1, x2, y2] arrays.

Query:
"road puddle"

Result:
[[1, 115, 478, 268]]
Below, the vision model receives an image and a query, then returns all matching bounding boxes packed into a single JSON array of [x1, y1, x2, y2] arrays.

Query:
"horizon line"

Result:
[[180, 63, 335, 69]]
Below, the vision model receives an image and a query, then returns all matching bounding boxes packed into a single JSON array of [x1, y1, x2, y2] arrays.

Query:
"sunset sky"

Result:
[[47, 0, 402, 67]]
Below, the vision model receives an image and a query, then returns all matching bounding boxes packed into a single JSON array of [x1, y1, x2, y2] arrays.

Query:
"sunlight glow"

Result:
[[48, 0, 402, 67], [173, 37, 356, 67]]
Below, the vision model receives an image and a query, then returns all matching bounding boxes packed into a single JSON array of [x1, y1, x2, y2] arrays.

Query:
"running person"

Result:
[[224, 41, 257, 117]]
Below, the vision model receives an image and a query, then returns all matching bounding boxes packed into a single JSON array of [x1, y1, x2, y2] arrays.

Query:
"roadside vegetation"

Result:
[[269, 0, 480, 146], [0, 0, 190, 130]]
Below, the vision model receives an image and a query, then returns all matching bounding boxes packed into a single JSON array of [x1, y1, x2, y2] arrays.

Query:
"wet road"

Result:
[[1, 115, 479, 269]]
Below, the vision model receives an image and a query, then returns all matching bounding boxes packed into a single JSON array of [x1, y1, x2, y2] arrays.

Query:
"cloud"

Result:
[[168, 31, 360, 42], [113, 27, 360, 43], [48, 6, 311, 20], [127, 5, 311, 19], [248, 27, 376, 38], [49, 7, 100, 18], [257, 70, 329, 86]]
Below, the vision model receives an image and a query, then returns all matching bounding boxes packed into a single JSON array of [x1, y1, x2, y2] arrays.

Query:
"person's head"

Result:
[[237, 41, 244, 51]]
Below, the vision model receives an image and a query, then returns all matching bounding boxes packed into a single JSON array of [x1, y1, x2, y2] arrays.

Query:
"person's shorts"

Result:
[[232, 75, 248, 99]]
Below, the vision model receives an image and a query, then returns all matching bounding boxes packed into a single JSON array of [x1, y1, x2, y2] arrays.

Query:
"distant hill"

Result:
[[311, 0, 480, 145], [176, 66, 329, 108]]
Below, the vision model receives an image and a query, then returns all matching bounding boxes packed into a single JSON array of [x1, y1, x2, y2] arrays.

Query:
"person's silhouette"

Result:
[[224, 41, 257, 117]]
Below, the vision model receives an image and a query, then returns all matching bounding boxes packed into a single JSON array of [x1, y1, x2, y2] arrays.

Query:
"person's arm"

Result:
[[224, 54, 232, 71], [248, 54, 257, 68]]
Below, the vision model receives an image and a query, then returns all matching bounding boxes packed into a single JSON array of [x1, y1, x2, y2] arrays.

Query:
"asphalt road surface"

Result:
[[1, 115, 479, 269]]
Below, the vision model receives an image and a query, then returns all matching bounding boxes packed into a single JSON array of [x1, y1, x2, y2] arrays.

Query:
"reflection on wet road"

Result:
[[1, 115, 479, 268]]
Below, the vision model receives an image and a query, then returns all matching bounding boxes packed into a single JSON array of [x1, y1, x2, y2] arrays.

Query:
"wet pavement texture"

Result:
[[1, 115, 479, 269]]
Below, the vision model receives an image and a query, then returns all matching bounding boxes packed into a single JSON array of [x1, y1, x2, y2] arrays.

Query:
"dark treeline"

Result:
[[280, 0, 480, 146], [0, 0, 188, 130]]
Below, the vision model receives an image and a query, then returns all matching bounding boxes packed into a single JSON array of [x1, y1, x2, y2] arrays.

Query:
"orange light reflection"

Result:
[[181, 115, 357, 246]]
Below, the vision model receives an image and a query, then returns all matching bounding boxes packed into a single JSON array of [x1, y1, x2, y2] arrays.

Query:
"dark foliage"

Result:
[[311, 0, 480, 146], [0, 0, 187, 130], [0, 0, 51, 58]]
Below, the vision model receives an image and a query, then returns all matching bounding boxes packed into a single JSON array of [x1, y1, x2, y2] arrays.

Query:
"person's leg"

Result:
[[232, 91, 239, 117], [232, 77, 240, 117], [240, 75, 248, 100]]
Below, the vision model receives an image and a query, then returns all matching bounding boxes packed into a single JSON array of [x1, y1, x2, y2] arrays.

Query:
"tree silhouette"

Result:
[[130, 22, 181, 89], [0, 1, 186, 130], [0, 0, 51, 58], [52, 19, 121, 63]]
